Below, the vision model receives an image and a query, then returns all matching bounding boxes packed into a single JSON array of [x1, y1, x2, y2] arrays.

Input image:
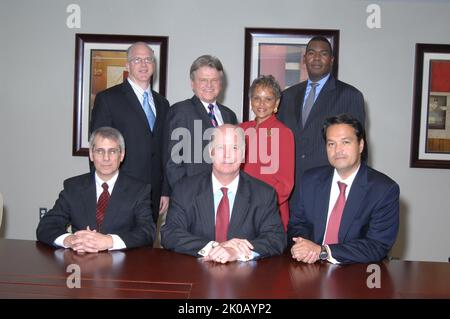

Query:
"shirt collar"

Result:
[[95, 171, 119, 189], [211, 173, 239, 195], [127, 78, 150, 96], [307, 73, 330, 86], [331, 164, 360, 188]]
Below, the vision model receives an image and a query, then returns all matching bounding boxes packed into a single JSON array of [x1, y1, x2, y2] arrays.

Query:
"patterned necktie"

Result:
[[324, 181, 347, 244], [208, 104, 218, 127], [143, 91, 156, 131], [96, 182, 110, 231], [215, 187, 230, 242], [302, 82, 318, 126]]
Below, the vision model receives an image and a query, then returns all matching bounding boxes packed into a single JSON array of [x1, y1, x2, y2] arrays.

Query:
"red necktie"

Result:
[[324, 181, 347, 244], [215, 187, 230, 242], [96, 182, 110, 230]]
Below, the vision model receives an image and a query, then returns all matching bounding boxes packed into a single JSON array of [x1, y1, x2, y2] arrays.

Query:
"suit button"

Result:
[[301, 154, 306, 158]]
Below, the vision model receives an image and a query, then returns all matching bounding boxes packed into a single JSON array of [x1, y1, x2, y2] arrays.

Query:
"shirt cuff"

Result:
[[325, 245, 340, 264], [198, 241, 219, 256], [237, 251, 258, 262], [54, 233, 71, 248], [198, 241, 257, 262], [109, 234, 126, 250]]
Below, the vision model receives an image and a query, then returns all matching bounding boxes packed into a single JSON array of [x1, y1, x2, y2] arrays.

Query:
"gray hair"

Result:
[[249, 75, 282, 100], [126, 42, 154, 60], [190, 55, 224, 81], [89, 126, 125, 152]]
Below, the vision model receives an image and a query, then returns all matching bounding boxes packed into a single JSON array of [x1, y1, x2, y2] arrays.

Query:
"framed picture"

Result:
[[72, 33, 168, 156], [410, 43, 450, 168], [242, 28, 339, 121]]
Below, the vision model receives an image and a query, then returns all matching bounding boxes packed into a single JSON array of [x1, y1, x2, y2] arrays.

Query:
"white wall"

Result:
[[1, 0, 449, 262]]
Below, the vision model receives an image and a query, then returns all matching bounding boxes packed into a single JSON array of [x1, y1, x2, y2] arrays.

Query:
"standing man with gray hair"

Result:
[[90, 42, 170, 225], [37, 127, 155, 252], [166, 55, 238, 189]]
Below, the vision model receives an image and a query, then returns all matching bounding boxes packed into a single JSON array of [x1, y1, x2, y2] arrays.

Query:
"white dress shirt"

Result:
[[323, 165, 360, 264], [54, 171, 126, 250], [201, 101, 224, 126]]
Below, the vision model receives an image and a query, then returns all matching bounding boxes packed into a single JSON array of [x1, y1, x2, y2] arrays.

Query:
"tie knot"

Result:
[[208, 104, 215, 111], [143, 91, 149, 99], [220, 187, 228, 196], [310, 82, 318, 88], [337, 181, 347, 193], [102, 182, 109, 191]]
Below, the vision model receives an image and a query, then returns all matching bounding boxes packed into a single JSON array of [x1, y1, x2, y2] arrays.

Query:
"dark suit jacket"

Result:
[[277, 75, 365, 204], [166, 95, 238, 189], [36, 172, 155, 249], [90, 80, 170, 222], [161, 170, 286, 258], [287, 163, 399, 264]]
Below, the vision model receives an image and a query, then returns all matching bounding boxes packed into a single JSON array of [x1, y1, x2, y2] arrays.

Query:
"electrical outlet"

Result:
[[39, 208, 48, 220]]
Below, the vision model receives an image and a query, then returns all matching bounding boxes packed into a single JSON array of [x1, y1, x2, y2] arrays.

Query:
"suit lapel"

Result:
[[80, 174, 97, 230], [121, 81, 153, 132], [315, 170, 333, 242], [228, 173, 250, 236], [152, 91, 163, 132], [101, 173, 127, 231], [191, 96, 214, 128], [295, 83, 307, 128], [218, 103, 233, 124], [303, 76, 336, 129], [339, 164, 368, 241], [194, 174, 216, 239]]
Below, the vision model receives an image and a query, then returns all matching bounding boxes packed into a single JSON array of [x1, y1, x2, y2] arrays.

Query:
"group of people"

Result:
[[37, 36, 399, 265]]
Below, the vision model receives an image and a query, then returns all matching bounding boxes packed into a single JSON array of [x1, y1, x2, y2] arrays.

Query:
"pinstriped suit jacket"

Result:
[[166, 95, 238, 189], [161, 170, 286, 258], [277, 75, 365, 201]]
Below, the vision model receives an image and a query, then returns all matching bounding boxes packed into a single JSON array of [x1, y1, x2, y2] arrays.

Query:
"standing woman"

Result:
[[240, 75, 295, 231]]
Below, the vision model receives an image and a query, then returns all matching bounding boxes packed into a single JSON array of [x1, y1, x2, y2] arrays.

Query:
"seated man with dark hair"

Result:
[[288, 114, 399, 264]]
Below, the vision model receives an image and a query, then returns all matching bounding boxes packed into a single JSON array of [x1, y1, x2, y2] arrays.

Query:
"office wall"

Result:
[[0, 0, 449, 262]]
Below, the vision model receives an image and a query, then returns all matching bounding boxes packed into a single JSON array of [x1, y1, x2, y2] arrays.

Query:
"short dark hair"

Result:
[[249, 75, 282, 100], [322, 114, 368, 162], [306, 36, 333, 56]]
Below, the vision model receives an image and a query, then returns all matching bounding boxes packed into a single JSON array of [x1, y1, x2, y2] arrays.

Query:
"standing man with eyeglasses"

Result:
[[166, 55, 238, 189], [90, 42, 170, 226], [37, 127, 155, 252]]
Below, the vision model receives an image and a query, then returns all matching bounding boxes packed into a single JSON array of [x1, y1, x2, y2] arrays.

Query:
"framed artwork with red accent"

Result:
[[410, 43, 450, 168], [72, 33, 168, 156], [242, 28, 339, 121]]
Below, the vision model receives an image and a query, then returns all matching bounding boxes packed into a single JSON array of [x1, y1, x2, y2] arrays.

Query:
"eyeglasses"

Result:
[[128, 56, 155, 65], [92, 148, 121, 157]]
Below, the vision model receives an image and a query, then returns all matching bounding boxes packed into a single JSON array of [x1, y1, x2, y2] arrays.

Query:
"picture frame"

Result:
[[242, 28, 339, 121], [72, 33, 168, 156], [410, 43, 450, 169]]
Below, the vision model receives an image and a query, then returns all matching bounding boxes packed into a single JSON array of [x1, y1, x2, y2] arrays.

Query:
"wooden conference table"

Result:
[[0, 239, 448, 299]]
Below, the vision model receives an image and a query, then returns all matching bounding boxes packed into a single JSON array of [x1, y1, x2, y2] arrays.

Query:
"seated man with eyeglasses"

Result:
[[37, 126, 155, 252]]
